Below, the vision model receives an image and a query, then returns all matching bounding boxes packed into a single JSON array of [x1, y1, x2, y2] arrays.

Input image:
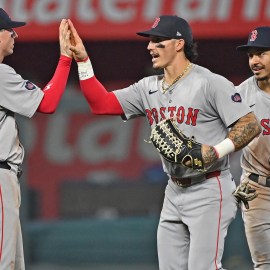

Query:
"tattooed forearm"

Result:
[[228, 112, 261, 151], [202, 145, 218, 164]]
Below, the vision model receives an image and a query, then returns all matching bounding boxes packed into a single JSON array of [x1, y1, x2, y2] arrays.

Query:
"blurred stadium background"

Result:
[[2, 0, 269, 269]]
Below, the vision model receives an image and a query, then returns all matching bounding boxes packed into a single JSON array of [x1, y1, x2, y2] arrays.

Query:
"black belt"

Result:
[[0, 161, 22, 178], [249, 173, 270, 187], [0, 161, 11, 170], [171, 171, 221, 187]]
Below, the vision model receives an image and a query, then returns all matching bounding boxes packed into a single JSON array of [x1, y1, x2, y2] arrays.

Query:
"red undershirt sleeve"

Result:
[[37, 55, 72, 113], [79, 76, 124, 115]]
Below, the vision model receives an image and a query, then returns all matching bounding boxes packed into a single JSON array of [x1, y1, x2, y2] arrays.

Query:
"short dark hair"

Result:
[[184, 42, 198, 62]]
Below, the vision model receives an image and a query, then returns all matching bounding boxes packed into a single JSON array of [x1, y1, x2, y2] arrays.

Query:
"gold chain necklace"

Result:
[[161, 63, 192, 94]]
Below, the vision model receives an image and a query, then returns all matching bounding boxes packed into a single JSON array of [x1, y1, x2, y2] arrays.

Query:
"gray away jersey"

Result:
[[114, 64, 251, 178], [0, 64, 44, 165], [237, 77, 270, 176]]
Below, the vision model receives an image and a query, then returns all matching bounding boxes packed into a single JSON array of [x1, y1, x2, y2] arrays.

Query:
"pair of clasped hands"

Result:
[[59, 19, 88, 62]]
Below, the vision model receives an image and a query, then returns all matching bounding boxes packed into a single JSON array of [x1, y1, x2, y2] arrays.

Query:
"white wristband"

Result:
[[213, 138, 235, 159], [77, 58, 94, 80]]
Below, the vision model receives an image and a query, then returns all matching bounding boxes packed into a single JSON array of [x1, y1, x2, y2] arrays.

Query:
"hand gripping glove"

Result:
[[233, 179, 258, 209], [150, 118, 205, 171]]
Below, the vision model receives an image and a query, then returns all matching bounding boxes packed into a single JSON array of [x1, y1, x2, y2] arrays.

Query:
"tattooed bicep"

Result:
[[228, 112, 261, 151]]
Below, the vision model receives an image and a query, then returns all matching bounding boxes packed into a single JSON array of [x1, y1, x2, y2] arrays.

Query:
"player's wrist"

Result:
[[59, 55, 73, 62], [213, 138, 235, 159], [77, 58, 94, 80], [201, 145, 218, 165], [76, 56, 89, 62]]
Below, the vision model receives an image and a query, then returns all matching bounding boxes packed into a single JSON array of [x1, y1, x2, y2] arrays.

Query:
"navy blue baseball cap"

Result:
[[237, 26, 270, 51], [137, 15, 193, 45], [0, 8, 26, 29]]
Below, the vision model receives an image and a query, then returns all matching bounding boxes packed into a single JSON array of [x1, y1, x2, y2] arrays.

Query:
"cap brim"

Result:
[[236, 44, 270, 51], [5, 21, 26, 29], [136, 29, 170, 38]]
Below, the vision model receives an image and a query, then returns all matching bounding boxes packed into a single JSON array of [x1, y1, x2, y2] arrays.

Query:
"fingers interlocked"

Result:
[[233, 180, 258, 209]]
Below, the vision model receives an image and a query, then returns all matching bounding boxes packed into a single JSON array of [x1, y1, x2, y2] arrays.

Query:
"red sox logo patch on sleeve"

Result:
[[24, 80, 37, 90], [231, 93, 242, 102]]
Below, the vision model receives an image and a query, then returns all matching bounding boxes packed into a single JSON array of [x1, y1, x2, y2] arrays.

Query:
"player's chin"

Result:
[[255, 73, 268, 81], [4, 49, 14, 57], [152, 62, 163, 70]]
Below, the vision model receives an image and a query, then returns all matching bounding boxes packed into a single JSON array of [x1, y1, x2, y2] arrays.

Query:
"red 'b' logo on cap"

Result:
[[250, 30, 258, 41], [152, 17, 160, 28]]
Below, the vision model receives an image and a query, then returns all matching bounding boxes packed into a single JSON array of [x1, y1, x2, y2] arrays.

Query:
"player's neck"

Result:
[[164, 60, 191, 85], [257, 79, 270, 94]]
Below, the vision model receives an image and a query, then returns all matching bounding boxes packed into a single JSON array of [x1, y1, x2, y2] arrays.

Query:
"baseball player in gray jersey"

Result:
[[65, 16, 261, 269], [0, 9, 72, 269], [236, 26, 270, 270]]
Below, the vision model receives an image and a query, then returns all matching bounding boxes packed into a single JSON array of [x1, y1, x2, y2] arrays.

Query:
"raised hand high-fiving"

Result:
[[59, 19, 73, 58], [67, 19, 88, 61]]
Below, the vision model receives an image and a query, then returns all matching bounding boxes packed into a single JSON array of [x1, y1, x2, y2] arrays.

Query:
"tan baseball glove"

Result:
[[149, 118, 205, 171], [233, 179, 258, 209]]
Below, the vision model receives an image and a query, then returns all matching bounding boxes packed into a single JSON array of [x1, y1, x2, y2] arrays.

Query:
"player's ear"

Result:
[[175, 39, 185, 52]]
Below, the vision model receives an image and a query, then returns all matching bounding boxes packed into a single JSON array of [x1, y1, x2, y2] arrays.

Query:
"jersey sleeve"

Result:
[[113, 79, 147, 120], [0, 64, 44, 118], [207, 74, 251, 128], [236, 77, 257, 107]]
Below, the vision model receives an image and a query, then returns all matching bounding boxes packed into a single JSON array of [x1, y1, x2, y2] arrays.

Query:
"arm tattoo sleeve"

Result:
[[203, 146, 218, 164], [228, 112, 261, 151]]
